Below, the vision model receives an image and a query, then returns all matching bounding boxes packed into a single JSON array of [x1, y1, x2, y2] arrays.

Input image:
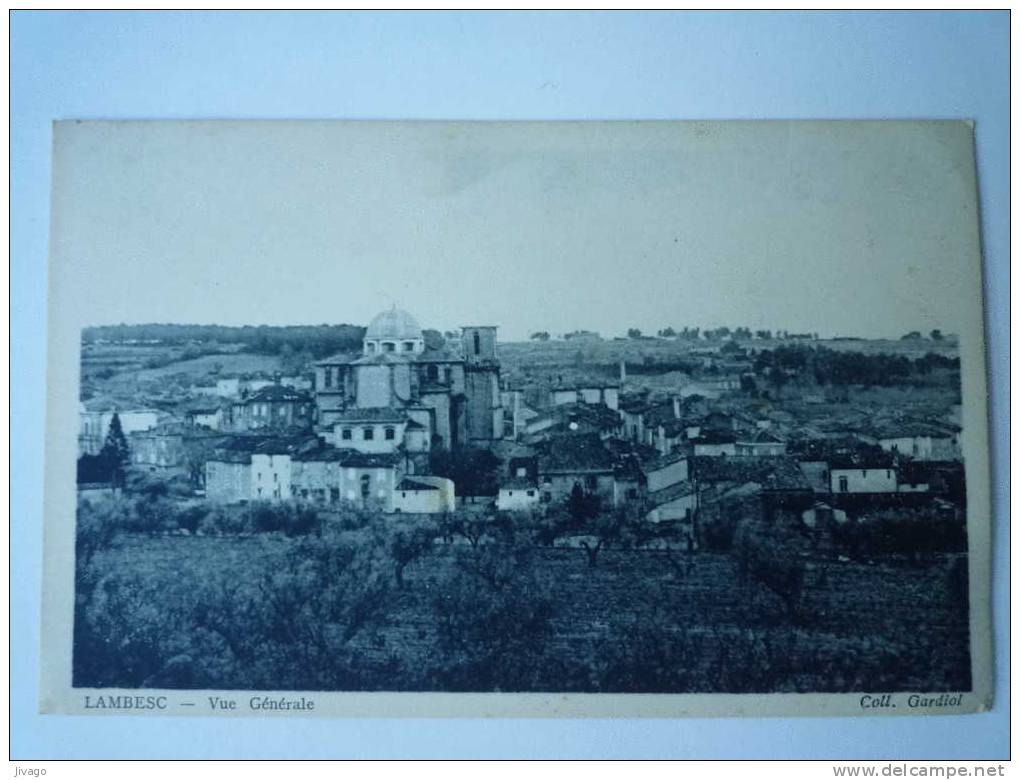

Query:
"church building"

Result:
[[313, 308, 504, 452]]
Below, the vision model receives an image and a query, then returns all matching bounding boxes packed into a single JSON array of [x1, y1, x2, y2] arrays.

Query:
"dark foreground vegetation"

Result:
[[74, 496, 971, 694]]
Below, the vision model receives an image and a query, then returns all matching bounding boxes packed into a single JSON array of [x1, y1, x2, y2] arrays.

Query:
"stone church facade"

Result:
[[313, 308, 503, 452]]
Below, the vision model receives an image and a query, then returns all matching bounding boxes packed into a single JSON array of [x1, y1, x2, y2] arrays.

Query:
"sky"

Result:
[[50, 120, 983, 342]]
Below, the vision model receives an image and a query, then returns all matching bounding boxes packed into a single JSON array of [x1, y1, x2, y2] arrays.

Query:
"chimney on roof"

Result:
[[672, 396, 681, 419], [619, 360, 627, 383]]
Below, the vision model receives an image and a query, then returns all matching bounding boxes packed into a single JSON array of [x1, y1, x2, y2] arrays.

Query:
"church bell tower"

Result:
[[460, 326, 502, 444]]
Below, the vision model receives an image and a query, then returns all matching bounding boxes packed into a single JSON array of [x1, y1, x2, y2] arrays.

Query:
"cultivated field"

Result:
[[79, 529, 970, 694]]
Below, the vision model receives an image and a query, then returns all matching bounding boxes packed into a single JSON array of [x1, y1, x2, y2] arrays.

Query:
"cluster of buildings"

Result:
[[79, 307, 965, 537]]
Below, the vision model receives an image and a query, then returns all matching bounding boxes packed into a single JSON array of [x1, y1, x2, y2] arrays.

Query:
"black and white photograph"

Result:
[[42, 120, 991, 716]]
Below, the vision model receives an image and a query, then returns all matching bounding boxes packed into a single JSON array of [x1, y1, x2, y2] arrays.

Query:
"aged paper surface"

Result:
[[41, 120, 991, 717]]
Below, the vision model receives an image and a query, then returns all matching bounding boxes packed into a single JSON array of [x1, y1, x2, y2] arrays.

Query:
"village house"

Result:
[[521, 402, 624, 444], [800, 501, 849, 530], [787, 437, 898, 495], [644, 449, 690, 493], [393, 476, 457, 514], [735, 429, 787, 457], [642, 449, 698, 534], [619, 396, 652, 444], [828, 451, 898, 494], [214, 377, 241, 397], [621, 395, 742, 456], [242, 376, 276, 395], [230, 385, 314, 432], [692, 455, 813, 499], [307, 450, 402, 512], [204, 437, 264, 504], [640, 399, 682, 452], [535, 433, 618, 506], [650, 419, 691, 455], [279, 374, 313, 391], [252, 448, 292, 501], [896, 460, 932, 493], [130, 422, 226, 481], [204, 433, 425, 513], [327, 407, 420, 453], [288, 445, 345, 504], [496, 476, 541, 512], [612, 453, 645, 504], [281, 444, 405, 510], [187, 380, 218, 397], [689, 430, 738, 457], [645, 481, 698, 537], [184, 398, 227, 430], [500, 386, 539, 439], [79, 400, 162, 456], [549, 377, 620, 411], [870, 420, 962, 461]]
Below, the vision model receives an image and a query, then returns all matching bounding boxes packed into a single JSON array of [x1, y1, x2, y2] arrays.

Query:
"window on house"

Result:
[[541, 492, 552, 503], [383, 342, 395, 353], [508, 491, 513, 497], [367, 342, 376, 353], [838, 476, 849, 492], [330, 488, 340, 503], [273, 473, 277, 482], [341, 428, 352, 441], [526, 490, 535, 497], [627, 488, 638, 499], [324, 368, 333, 388], [443, 367, 451, 383], [861, 469, 867, 477], [473, 332, 481, 355], [586, 475, 598, 490], [363, 427, 374, 440], [403, 341, 415, 352], [886, 469, 891, 478], [360, 474, 371, 499], [384, 427, 395, 440]]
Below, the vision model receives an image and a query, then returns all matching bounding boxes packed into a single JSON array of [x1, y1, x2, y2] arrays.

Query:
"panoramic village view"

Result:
[[74, 309, 970, 694]]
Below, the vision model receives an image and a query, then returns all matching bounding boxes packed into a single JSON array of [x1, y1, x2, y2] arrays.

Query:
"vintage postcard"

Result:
[[41, 120, 991, 717]]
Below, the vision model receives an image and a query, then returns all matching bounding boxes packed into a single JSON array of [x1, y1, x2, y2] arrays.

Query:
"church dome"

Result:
[[365, 307, 422, 341]]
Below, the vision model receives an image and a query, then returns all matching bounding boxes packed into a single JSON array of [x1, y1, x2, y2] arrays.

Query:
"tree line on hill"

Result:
[[83, 323, 367, 359], [530, 327, 953, 343], [753, 344, 959, 388]]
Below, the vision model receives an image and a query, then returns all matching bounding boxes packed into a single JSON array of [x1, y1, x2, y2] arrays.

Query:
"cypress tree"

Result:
[[100, 412, 130, 485]]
